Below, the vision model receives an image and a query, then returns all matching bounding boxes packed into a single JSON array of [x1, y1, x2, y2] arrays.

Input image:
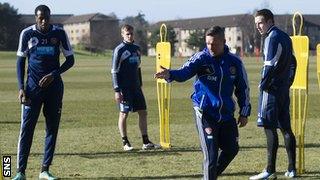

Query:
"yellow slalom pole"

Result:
[[290, 12, 309, 174], [156, 24, 172, 148]]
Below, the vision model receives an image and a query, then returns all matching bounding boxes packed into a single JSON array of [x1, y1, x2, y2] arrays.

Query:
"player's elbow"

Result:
[[66, 55, 75, 67]]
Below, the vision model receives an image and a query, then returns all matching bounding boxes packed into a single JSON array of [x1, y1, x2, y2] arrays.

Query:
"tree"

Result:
[[0, 3, 22, 50], [149, 25, 177, 56], [186, 29, 206, 51], [121, 12, 149, 55]]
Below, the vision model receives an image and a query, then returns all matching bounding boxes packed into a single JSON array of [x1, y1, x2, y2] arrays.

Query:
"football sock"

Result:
[[122, 136, 130, 146], [41, 165, 49, 172], [281, 128, 296, 171], [142, 134, 150, 144], [18, 168, 25, 175]]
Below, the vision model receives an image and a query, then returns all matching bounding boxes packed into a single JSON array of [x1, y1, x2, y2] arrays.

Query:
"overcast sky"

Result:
[[2, 0, 319, 23]]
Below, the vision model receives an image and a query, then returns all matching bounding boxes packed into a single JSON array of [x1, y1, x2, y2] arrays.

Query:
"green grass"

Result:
[[0, 51, 320, 179]]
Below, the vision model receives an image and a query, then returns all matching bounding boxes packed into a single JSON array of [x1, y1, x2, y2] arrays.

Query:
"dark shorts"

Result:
[[119, 88, 147, 113], [257, 88, 291, 129]]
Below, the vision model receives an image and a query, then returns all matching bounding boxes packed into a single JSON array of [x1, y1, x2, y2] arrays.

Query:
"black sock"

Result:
[[122, 136, 130, 146], [41, 165, 49, 172], [142, 134, 150, 144]]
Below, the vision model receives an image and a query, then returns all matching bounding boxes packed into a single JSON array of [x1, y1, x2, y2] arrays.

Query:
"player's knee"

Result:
[[228, 144, 239, 157], [119, 112, 128, 119], [138, 110, 147, 117]]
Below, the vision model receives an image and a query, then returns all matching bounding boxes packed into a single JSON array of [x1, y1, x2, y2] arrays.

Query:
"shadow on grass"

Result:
[[60, 170, 320, 179], [51, 170, 320, 179], [5, 147, 202, 158], [240, 143, 320, 149], [0, 121, 21, 124], [5, 143, 320, 158], [60, 173, 203, 179]]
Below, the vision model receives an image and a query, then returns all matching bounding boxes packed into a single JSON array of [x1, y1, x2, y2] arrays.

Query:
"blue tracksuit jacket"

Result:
[[259, 26, 296, 91], [168, 46, 251, 122]]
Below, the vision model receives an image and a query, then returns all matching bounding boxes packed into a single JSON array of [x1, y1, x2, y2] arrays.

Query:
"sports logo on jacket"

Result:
[[50, 38, 58, 45], [129, 53, 140, 64], [120, 50, 131, 61], [28, 37, 39, 49], [229, 66, 237, 79], [229, 66, 236, 75]]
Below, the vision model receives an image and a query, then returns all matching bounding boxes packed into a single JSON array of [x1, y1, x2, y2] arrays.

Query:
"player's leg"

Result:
[[250, 91, 277, 180], [280, 127, 296, 177], [15, 91, 42, 176], [137, 109, 147, 136], [194, 108, 219, 180], [216, 119, 239, 176], [132, 88, 157, 149], [278, 89, 296, 177], [118, 111, 132, 150], [118, 88, 133, 150], [264, 127, 278, 173], [41, 82, 63, 177], [132, 88, 147, 136]]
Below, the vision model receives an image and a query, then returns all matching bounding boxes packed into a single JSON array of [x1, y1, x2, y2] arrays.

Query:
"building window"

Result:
[[237, 36, 241, 41], [71, 30, 74, 33], [229, 37, 231, 41], [75, 29, 79, 33], [82, 29, 85, 33]]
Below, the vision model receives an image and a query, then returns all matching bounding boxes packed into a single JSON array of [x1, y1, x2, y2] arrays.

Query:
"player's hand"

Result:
[[237, 116, 248, 127], [18, 89, 31, 105], [39, 74, 54, 88], [154, 66, 170, 79], [115, 92, 123, 103]]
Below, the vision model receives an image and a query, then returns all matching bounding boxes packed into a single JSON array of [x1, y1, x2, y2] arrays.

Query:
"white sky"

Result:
[[2, 0, 319, 23]]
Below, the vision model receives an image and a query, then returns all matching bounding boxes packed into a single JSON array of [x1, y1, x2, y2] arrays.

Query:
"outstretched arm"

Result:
[[154, 52, 204, 82]]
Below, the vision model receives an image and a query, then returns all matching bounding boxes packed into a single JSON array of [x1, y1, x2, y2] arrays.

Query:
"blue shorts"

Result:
[[257, 87, 291, 130], [119, 88, 146, 112]]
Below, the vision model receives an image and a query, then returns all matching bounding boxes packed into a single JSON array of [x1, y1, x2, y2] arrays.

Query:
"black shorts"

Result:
[[119, 88, 147, 112]]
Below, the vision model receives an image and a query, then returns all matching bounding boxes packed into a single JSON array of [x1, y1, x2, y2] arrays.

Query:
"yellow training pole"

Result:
[[290, 12, 309, 174], [156, 24, 172, 148]]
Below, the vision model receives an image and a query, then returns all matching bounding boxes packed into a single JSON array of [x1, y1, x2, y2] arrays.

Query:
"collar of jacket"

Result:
[[266, 25, 276, 35]]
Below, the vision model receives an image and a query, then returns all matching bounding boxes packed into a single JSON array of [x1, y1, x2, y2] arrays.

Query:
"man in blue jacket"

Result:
[[250, 9, 297, 180], [13, 5, 74, 180], [155, 26, 251, 180]]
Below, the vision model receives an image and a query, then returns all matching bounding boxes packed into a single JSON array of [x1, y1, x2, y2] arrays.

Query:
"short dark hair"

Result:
[[205, 26, 225, 38], [121, 24, 134, 32], [34, 5, 51, 15], [255, 9, 274, 23]]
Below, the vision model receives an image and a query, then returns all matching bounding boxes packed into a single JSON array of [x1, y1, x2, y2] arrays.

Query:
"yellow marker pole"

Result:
[[156, 24, 172, 149], [317, 44, 320, 90], [290, 12, 309, 174]]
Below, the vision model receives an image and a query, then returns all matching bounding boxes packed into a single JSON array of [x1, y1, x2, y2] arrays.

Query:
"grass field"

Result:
[[0, 51, 319, 179]]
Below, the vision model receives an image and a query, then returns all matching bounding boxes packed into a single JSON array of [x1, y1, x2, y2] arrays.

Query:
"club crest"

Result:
[[229, 66, 236, 75], [50, 38, 58, 45]]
